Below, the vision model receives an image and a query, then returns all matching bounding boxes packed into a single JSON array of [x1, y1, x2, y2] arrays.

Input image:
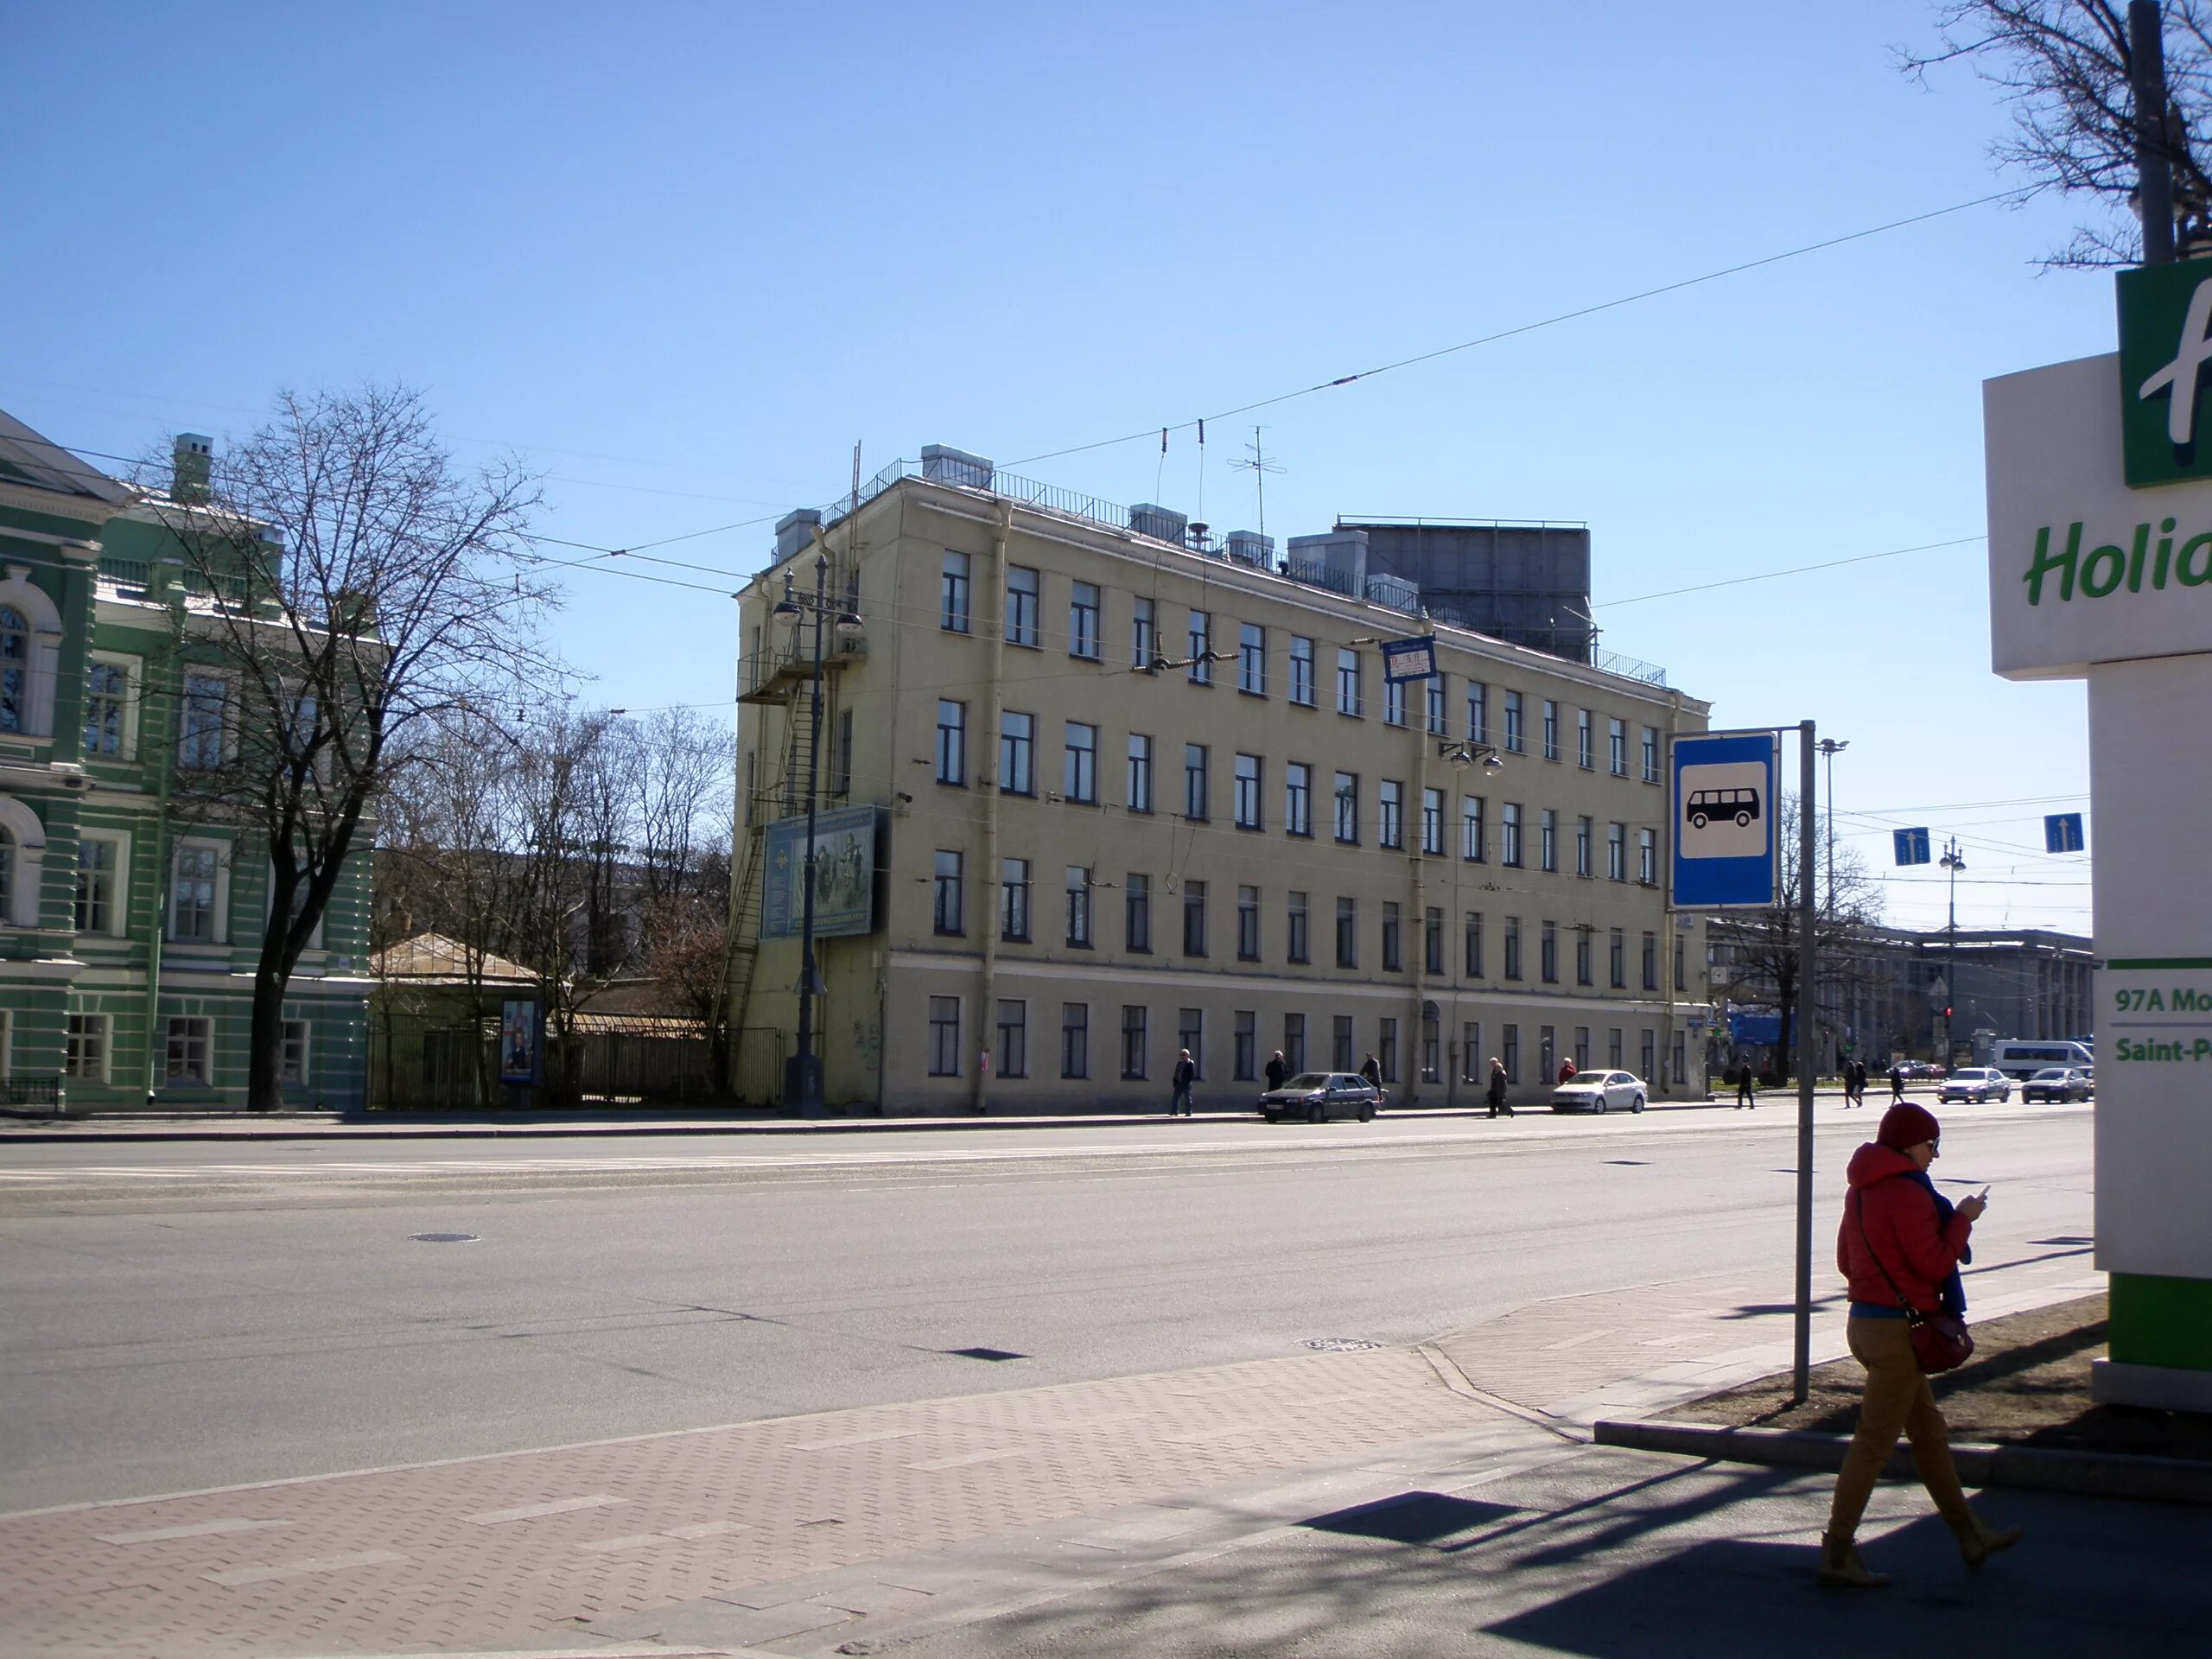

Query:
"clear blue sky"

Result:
[[4, 1, 2115, 936]]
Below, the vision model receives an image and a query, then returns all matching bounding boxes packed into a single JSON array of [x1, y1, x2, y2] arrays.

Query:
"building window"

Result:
[[1609, 1027, 1624, 1069], [1333, 772, 1358, 843], [1382, 902, 1402, 971], [1285, 1011, 1306, 1073], [1641, 725, 1660, 784], [1610, 927, 1626, 988], [933, 849, 963, 935], [1379, 780, 1403, 849], [1465, 910, 1484, 977], [1179, 1007, 1205, 1077], [1609, 717, 1627, 776], [1577, 925, 1593, 986], [170, 841, 221, 942], [1503, 690, 1523, 753], [1542, 699, 1559, 760], [1132, 595, 1156, 669], [1125, 873, 1151, 951], [1574, 1026, 1592, 1069], [1608, 822, 1627, 881], [1184, 744, 1209, 820], [1237, 884, 1261, 960], [1426, 678, 1446, 736], [1541, 1025, 1556, 1083], [1502, 1023, 1521, 1084], [1127, 734, 1153, 813], [1576, 816, 1593, 878], [1671, 1029, 1687, 1086], [930, 996, 962, 1075], [996, 1000, 1028, 1077], [281, 1020, 310, 1086], [1643, 930, 1659, 991], [1066, 866, 1093, 946], [66, 1014, 109, 1081], [179, 673, 231, 769], [1005, 565, 1039, 647], [1288, 635, 1316, 706], [1234, 1011, 1257, 1081], [1541, 919, 1559, 983], [1000, 711, 1035, 795], [1638, 828, 1656, 886], [1238, 622, 1266, 694], [1463, 795, 1485, 862], [1577, 707, 1594, 769], [1070, 581, 1100, 659], [1122, 1005, 1149, 1079], [1675, 931, 1688, 993], [1421, 1009, 1440, 1082], [1061, 1002, 1090, 1078], [1642, 1027, 1656, 1082], [85, 662, 129, 755], [1541, 809, 1558, 873], [1336, 648, 1362, 716], [1384, 677, 1406, 728], [1187, 610, 1212, 684], [1336, 896, 1357, 968], [1421, 787, 1444, 855], [1501, 803, 1523, 868], [1424, 906, 1444, 976], [1285, 762, 1313, 837], [1181, 879, 1208, 957], [1467, 682, 1487, 745], [1503, 915, 1522, 981], [1332, 1014, 1355, 1072], [1234, 753, 1262, 830], [1379, 1017, 1399, 1084], [832, 707, 854, 797], [941, 551, 971, 633], [164, 1015, 213, 1085], [1287, 890, 1310, 963], [1001, 857, 1031, 942], [1065, 721, 1097, 803], [75, 836, 119, 934], [1462, 1021, 1483, 1083], [936, 700, 966, 785], [0, 606, 26, 734]]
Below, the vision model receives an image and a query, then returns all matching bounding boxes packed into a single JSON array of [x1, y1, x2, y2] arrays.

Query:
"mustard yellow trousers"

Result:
[[1825, 1315, 1974, 1541]]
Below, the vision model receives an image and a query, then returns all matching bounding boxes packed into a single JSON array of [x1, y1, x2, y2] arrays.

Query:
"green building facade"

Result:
[[0, 412, 372, 1111]]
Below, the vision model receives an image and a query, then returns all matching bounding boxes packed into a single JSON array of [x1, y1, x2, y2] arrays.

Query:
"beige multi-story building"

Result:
[[727, 452, 1712, 1113]]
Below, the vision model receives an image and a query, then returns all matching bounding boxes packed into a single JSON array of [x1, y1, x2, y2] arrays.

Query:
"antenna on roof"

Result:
[[1230, 425, 1285, 537]]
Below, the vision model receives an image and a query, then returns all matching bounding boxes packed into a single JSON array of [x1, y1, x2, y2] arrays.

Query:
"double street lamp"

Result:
[[1939, 836, 1967, 1062], [772, 545, 863, 1116]]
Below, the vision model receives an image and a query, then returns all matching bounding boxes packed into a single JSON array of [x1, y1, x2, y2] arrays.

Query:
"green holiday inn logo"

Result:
[[2118, 254, 2212, 486]]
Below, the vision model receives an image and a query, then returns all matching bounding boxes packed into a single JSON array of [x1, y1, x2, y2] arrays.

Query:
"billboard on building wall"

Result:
[[760, 804, 881, 941]]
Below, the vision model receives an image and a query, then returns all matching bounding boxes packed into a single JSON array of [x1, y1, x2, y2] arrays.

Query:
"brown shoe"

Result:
[[1952, 1512, 2024, 1570], [1817, 1531, 1890, 1589]]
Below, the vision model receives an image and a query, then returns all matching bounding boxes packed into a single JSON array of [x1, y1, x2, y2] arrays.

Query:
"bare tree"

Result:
[[146, 385, 549, 1110], [1902, 1, 2212, 264]]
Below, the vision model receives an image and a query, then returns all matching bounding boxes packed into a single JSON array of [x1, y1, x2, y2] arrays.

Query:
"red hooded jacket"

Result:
[[1836, 1141, 1974, 1312]]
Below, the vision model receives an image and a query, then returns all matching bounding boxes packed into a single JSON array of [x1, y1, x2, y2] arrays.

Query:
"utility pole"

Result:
[[2133, 0, 2176, 265], [1941, 836, 1967, 1065], [1816, 737, 1848, 1077], [1792, 721, 1818, 1404]]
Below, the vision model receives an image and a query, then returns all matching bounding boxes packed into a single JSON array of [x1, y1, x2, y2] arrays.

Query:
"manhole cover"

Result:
[[408, 1231, 480, 1243], [1303, 1337, 1382, 1352]]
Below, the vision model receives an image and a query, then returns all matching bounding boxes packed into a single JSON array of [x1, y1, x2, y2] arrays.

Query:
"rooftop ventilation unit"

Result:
[[921, 444, 994, 489], [1128, 502, 1188, 545], [772, 508, 823, 563], [1285, 528, 1368, 598], [1364, 573, 1423, 615], [1224, 530, 1274, 568]]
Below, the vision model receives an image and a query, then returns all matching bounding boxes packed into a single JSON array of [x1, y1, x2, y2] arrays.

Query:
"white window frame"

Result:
[[282, 1019, 311, 1086], [267, 855, 327, 950], [64, 1012, 111, 1083], [75, 829, 130, 938], [178, 668, 238, 770], [170, 836, 231, 944], [85, 651, 143, 760], [0, 792, 48, 928], [165, 1014, 214, 1085], [0, 568, 62, 740]]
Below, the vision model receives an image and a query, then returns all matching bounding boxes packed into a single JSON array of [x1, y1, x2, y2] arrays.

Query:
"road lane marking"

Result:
[[202, 1548, 407, 1586], [98, 1516, 291, 1544], [1539, 1329, 1617, 1351], [788, 1427, 921, 1451], [466, 1495, 621, 1525], [905, 1447, 1031, 1471]]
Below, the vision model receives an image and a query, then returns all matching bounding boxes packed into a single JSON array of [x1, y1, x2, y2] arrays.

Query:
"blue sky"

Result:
[[4, 1, 2119, 934]]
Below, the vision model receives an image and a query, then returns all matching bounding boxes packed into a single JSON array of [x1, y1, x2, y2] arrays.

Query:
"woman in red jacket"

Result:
[[1819, 1102, 2021, 1587]]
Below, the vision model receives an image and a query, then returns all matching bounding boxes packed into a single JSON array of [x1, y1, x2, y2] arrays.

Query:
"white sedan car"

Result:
[[1551, 1070, 1646, 1114]]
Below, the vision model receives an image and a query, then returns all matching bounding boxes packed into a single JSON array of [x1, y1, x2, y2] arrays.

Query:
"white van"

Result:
[[1989, 1039, 2094, 1081]]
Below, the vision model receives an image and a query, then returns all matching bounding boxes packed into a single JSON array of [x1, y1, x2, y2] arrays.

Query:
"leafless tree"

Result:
[[1902, 1, 2212, 264], [146, 385, 550, 1110]]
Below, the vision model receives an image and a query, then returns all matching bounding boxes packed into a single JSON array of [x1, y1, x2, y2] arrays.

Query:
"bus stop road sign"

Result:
[[1672, 731, 1778, 909]]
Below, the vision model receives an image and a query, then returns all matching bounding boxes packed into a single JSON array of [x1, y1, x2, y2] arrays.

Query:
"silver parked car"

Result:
[[2022, 1066, 2093, 1103], [1258, 1071, 1382, 1123], [1937, 1066, 2011, 1104], [1551, 1070, 1646, 1115]]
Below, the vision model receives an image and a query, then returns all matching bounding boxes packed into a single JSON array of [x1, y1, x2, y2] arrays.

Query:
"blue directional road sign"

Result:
[[1894, 826, 1932, 867], [1671, 731, 1778, 909], [2044, 811, 2086, 854]]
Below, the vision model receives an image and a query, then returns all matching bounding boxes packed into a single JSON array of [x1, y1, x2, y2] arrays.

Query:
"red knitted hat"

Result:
[[1878, 1102, 1942, 1151]]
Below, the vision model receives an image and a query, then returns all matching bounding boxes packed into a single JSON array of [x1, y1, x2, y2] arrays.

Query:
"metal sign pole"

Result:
[[1794, 720, 1818, 1404]]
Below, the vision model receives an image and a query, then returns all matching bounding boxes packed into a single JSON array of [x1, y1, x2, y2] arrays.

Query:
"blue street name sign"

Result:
[[1671, 731, 1778, 909], [2044, 811, 2086, 854], [1894, 826, 1932, 867], [1379, 635, 1439, 683]]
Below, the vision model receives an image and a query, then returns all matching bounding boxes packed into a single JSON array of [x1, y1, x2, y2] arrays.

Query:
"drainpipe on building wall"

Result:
[[141, 562, 188, 1104], [971, 499, 1012, 1114]]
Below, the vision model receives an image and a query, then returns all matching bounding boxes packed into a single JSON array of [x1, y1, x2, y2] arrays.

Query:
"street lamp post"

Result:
[[1816, 737, 1848, 1075], [772, 542, 862, 1116], [1940, 836, 1967, 1064]]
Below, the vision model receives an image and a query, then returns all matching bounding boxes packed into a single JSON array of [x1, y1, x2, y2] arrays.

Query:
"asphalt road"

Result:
[[0, 1102, 2093, 1513]]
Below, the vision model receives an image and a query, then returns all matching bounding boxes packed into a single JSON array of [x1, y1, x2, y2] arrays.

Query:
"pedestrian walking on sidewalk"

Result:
[[1818, 1102, 2020, 1589], [1360, 1053, 1382, 1094], [1889, 1062, 1906, 1104], [1169, 1050, 1197, 1116], [1485, 1058, 1512, 1117], [1848, 1058, 1867, 1108], [1736, 1065, 1756, 1109], [1558, 1056, 1578, 1085], [1264, 1050, 1288, 1092]]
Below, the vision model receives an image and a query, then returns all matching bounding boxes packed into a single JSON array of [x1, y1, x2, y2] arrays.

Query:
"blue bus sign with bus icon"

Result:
[[1672, 732, 1777, 909]]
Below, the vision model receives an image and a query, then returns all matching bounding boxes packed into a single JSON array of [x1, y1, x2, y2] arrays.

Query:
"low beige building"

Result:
[[727, 454, 1711, 1113]]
